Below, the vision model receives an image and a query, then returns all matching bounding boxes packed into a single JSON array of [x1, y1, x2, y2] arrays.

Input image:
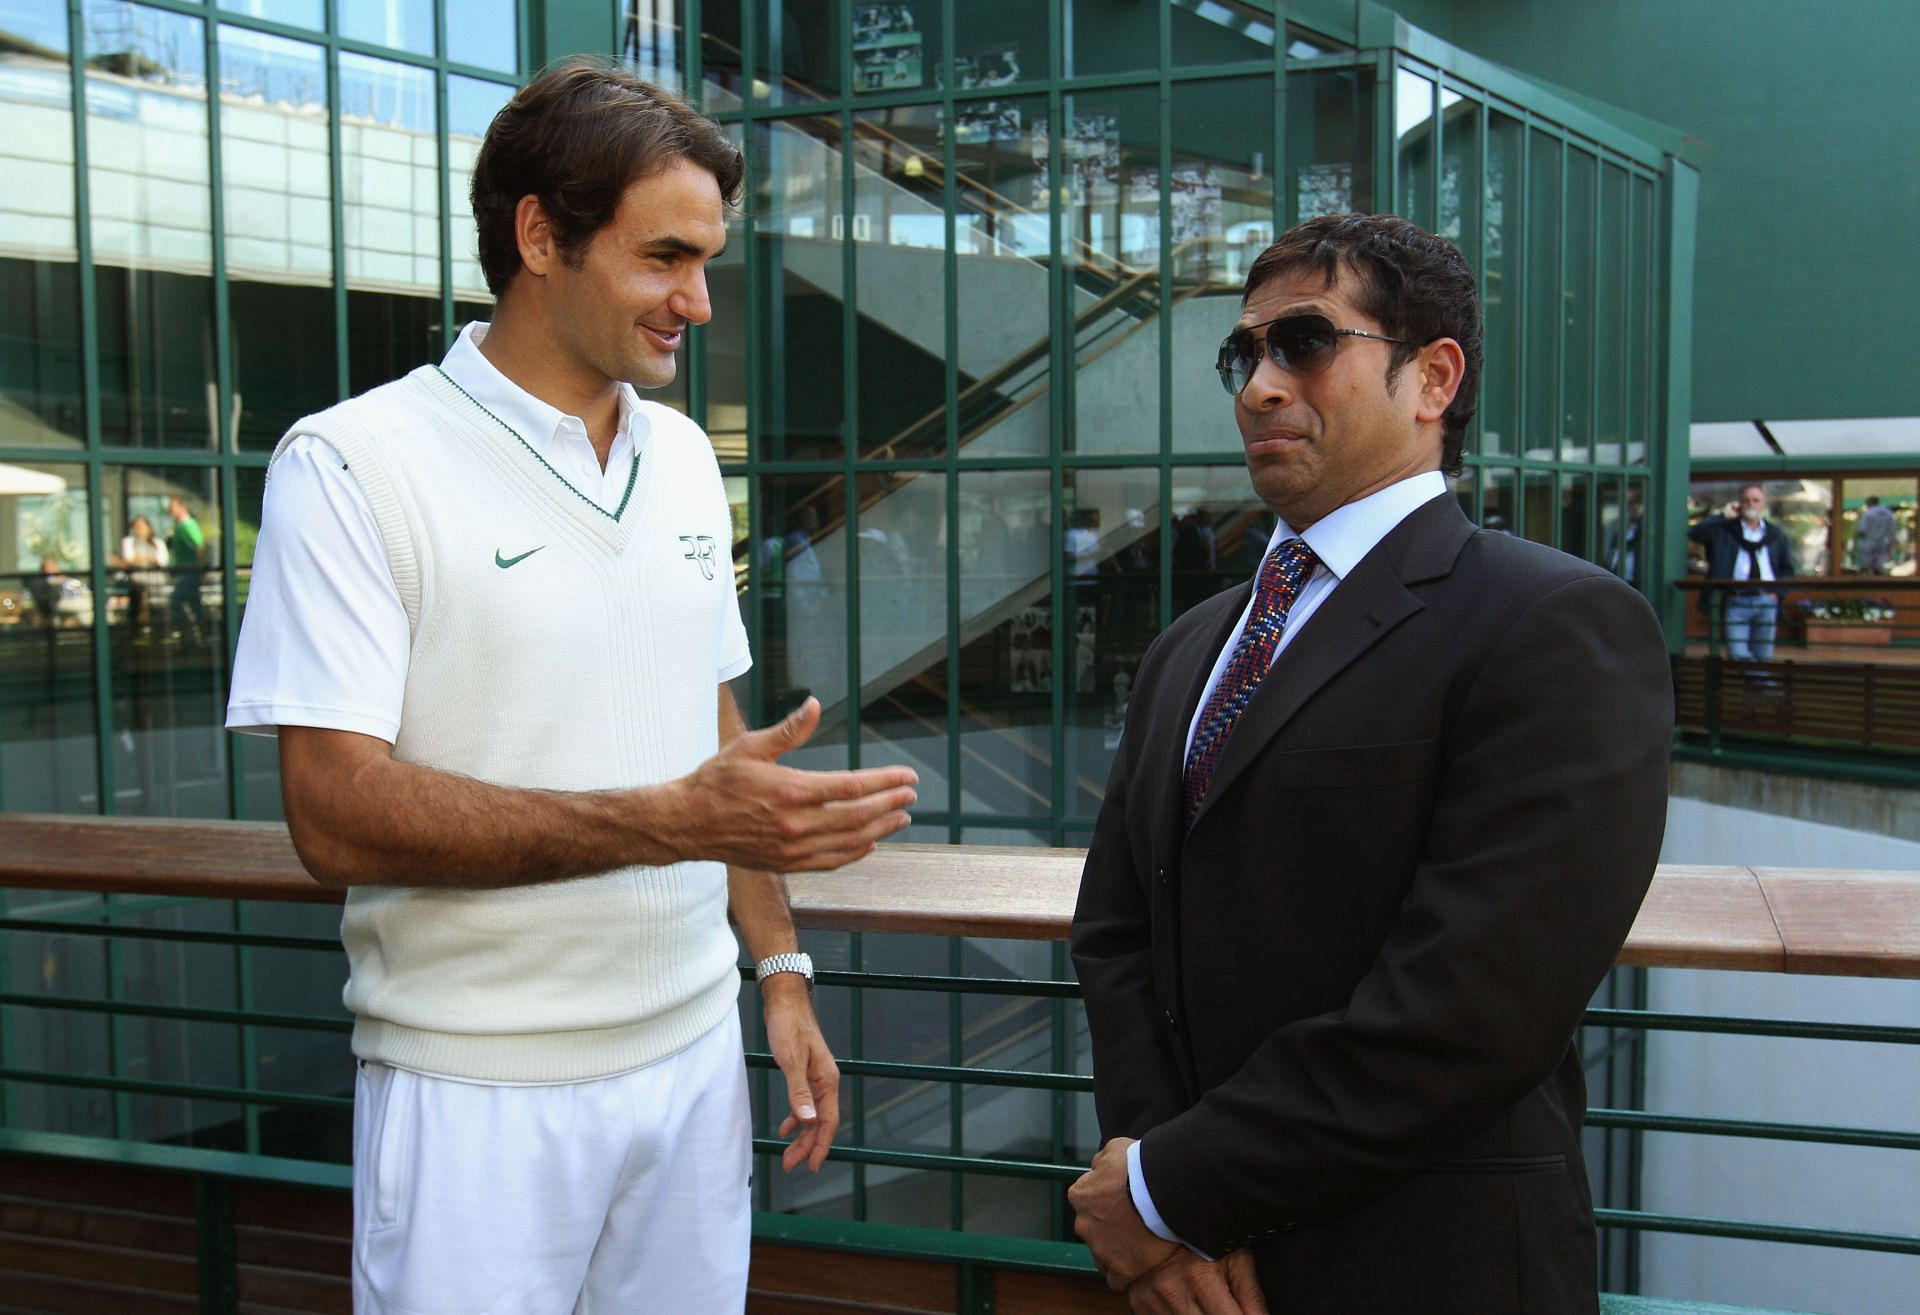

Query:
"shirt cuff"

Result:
[[1127, 1138, 1213, 1260]]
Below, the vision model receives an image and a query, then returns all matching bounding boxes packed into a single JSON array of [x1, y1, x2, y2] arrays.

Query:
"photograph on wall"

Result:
[[954, 41, 1021, 89], [1296, 161, 1353, 222], [854, 3, 924, 91], [947, 100, 1022, 145], [1029, 110, 1121, 208], [1007, 604, 1052, 694]]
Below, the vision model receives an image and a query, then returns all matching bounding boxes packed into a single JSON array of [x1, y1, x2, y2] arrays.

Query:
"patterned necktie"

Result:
[[1182, 537, 1320, 827]]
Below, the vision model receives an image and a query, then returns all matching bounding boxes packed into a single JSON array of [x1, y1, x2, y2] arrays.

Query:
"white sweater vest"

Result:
[[273, 366, 744, 1082]]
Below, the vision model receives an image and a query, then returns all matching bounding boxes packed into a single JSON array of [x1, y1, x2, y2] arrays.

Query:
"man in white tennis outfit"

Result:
[[225, 61, 918, 1313]]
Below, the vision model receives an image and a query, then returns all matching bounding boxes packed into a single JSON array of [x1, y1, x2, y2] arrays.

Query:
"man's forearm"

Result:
[[729, 864, 800, 963], [282, 732, 692, 889]]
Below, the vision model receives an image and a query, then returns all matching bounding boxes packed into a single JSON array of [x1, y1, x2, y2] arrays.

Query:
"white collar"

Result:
[[1261, 470, 1450, 579], [441, 321, 648, 459]]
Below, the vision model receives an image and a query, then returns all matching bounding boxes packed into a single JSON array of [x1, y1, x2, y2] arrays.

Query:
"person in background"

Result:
[[166, 495, 210, 643], [1689, 484, 1795, 660], [116, 514, 169, 633], [1855, 495, 1896, 575]]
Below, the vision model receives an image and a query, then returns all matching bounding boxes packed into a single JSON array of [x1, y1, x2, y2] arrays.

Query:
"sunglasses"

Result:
[[1215, 314, 1413, 396]]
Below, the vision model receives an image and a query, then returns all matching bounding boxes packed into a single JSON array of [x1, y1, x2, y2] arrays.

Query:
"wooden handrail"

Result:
[[2, 814, 1917, 979]]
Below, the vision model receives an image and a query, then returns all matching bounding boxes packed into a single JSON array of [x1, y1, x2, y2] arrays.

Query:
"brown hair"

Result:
[[470, 59, 744, 297], [1243, 214, 1482, 476]]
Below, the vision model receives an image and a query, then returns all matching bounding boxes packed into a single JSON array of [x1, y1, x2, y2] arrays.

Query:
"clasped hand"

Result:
[[1069, 1138, 1268, 1315]]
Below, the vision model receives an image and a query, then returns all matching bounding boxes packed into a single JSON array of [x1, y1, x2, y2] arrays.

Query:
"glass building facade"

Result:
[[0, 0, 1694, 1253]]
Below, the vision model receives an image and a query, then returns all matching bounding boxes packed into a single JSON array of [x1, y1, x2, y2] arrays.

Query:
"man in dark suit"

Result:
[[1068, 214, 1672, 1315], [1687, 485, 1795, 660]]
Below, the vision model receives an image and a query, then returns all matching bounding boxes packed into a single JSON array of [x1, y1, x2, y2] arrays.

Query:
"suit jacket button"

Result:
[[1157, 866, 1167, 883], [1163, 1009, 1178, 1028]]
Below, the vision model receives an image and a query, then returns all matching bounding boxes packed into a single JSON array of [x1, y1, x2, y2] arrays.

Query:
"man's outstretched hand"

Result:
[[678, 696, 917, 872]]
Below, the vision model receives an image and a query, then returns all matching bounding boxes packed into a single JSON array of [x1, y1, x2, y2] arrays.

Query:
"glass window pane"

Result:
[[85, 1, 216, 450], [1625, 476, 1648, 590], [337, 0, 434, 58], [231, 465, 283, 818], [1523, 129, 1560, 461], [703, 123, 747, 455], [1438, 89, 1476, 251], [1288, 66, 1372, 226], [1482, 465, 1515, 536], [852, 102, 943, 460], [340, 52, 441, 392], [1065, 87, 1157, 456], [753, 114, 843, 461], [621, 0, 685, 95], [953, 94, 1050, 460], [1480, 111, 1522, 458], [0, 461, 99, 812], [1069, 0, 1157, 77], [958, 469, 1049, 820], [1394, 68, 1434, 230], [0, 0, 84, 449], [1594, 164, 1627, 468], [1171, 464, 1275, 622], [218, 0, 323, 28], [446, 0, 515, 73], [1172, 0, 1275, 68], [1172, 76, 1274, 455], [853, 1, 935, 96], [1628, 175, 1654, 467], [102, 465, 229, 817], [1841, 477, 1915, 577], [755, 0, 839, 106], [755, 471, 848, 764], [1521, 469, 1553, 546], [856, 469, 948, 813], [954, 1, 1042, 91], [1064, 467, 1160, 816], [699, 2, 744, 111], [219, 26, 336, 451], [449, 75, 511, 304], [1559, 469, 1590, 560], [1451, 462, 1477, 523], [1562, 148, 1595, 462]]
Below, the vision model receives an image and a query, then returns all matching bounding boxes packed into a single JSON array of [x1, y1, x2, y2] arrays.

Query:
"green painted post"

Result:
[[1655, 160, 1700, 651]]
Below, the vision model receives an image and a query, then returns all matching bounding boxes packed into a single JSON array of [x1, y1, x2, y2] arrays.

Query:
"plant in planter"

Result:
[[1796, 596, 1896, 647]]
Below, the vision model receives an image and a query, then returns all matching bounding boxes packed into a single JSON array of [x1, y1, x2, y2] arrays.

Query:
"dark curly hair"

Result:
[[1242, 214, 1482, 476], [469, 59, 745, 297]]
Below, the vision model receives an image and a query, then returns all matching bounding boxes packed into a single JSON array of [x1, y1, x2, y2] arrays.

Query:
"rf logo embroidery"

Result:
[[680, 535, 718, 580]]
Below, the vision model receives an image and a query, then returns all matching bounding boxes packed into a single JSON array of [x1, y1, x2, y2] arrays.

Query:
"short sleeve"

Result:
[[226, 435, 410, 742]]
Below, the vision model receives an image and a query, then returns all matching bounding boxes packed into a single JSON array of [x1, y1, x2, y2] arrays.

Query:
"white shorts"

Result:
[[351, 1009, 751, 1315]]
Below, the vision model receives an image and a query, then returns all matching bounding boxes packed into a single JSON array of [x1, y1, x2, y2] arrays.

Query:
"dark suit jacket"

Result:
[[1687, 516, 1795, 611], [1071, 495, 1672, 1315]]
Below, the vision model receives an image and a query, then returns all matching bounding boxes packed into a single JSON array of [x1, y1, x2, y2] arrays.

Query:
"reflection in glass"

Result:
[[220, 26, 335, 450], [621, 0, 686, 94], [1064, 468, 1159, 816], [0, 2, 85, 448], [1288, 66, 1372, 225], [1065, 88, 1158, 456], [1480, 112, 1522, 458], [103, 465, 228, 817], [857, 470, 948, 812], [953, 94, 1050, 460], [449, 75, 512, 302], [232, 465, 283, 818], [85, 0, 216, 449], [958, 470, 1049, 820], [1521, 470, 1553, 546], [704, 131, 747, 457], [1172, 0, 1275, 67], [447, 0, 516, 73], [852, 103, 944, 460], [337, 0, 433, 57], [1451, 463, 1477, 524], [1841, 478, 1915, 577], [954, 1, 1042, 90], [1482, 466, 1516, 536], [698, 0, 744, 110], [1172, 76, 1273, 455], [1625, 477, 1648, 592], [1438, 88, 1477, 256], [341, 53, 442, 392], [218, 0, 323, 28], [755, 472, 848, 768], [1395, 68, 1434, 230], [753, 115, 843, 461], [1171, 465, 1275, 622], [755, 0, 838, 106], [0, 461, 98, 812], [1560, 470, 1590, 560], [853, 0, 937, 97]]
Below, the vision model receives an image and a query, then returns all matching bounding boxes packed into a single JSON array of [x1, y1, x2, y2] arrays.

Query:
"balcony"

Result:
[[1, 816, 1917, 1312]]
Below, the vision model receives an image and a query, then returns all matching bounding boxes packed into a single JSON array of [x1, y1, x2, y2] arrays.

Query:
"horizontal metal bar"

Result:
[[734, 965, 1079, 998], [0, 1067, 351, 1113], [1596, 1207, 1920, 1256], [0, 918, 340, 953], [750, 1138, 1078, 1184], [0, 992, 352, 1034], [1583, 1008, 1920, 1046], [1587, 1107, 1920, 1152], [746, 1051, 1091, 1093]]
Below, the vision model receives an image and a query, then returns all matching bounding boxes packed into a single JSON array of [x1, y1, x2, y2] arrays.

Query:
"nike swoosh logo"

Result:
[[495, 546, 544, 569]]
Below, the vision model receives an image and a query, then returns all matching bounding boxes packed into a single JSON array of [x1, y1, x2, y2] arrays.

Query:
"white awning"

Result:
[[1690, 417, 1920, 460], [0, 463, 69, 496]]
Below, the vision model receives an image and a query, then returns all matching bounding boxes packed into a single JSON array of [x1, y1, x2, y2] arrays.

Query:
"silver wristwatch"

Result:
[[755, 951, 815, 991]]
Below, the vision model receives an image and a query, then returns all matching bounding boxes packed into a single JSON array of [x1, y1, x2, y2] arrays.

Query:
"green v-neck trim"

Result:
[[431, 366, 641, 524]]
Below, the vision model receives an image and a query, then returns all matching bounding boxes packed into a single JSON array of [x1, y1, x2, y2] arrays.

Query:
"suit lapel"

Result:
[[1147, 587, 1249, 849], [1186, 495, 1476, 832]]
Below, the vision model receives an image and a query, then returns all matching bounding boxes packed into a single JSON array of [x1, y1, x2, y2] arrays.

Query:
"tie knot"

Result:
[[1260, 537, 1319, 590]]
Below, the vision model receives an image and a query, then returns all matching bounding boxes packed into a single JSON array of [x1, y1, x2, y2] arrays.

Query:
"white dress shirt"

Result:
[[227, 322, 739, 743], [1135, 468, 1451, 1251], [1730, 519, 1777, 584]]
